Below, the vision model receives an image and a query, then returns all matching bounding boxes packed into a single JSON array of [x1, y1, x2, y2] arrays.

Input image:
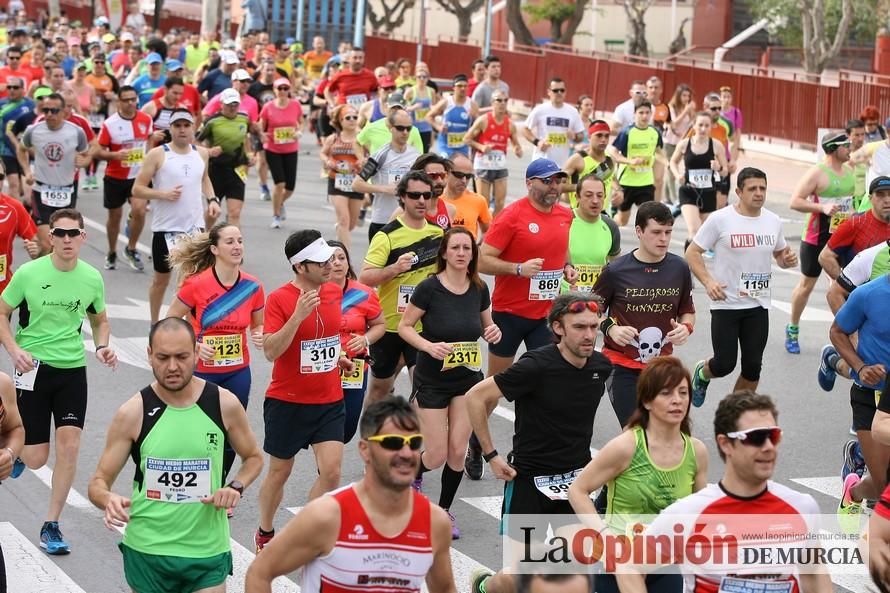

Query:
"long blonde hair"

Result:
[[167, 222, 237, 283]]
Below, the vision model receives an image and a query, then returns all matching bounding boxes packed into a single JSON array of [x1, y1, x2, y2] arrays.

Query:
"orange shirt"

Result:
[[303, 50, 333, 80], [444, 190, 492, 239]]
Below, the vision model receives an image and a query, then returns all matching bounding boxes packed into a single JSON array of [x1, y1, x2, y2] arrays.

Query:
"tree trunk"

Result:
[[799, 0, 853, 74], [505, 0, 537, 47], [367, 0, 417, 33], [622, 0, 653, 57], [556, 0, 590, 45], [434, 0, 486, 42], [550, 19, 563, 42]]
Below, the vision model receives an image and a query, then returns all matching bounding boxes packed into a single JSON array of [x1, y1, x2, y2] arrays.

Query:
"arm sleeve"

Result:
[[840, 245, 880, 289], [76, 127, 89, 151], [14, 200, 36, 239], [493, 350, 540, 402], [251, 283, 266, 312], [678, 262, 696, 316], [90, 273, 107, 314], [97, 123, 111, 147], [20, 125, 32, 148], [1, 265, 24, 308]]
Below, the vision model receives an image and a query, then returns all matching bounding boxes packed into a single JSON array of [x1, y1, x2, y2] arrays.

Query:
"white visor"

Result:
[[289, 237, 335, 265]]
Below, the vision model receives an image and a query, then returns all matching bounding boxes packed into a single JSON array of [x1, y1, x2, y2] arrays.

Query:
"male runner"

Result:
[[593, 201, 693, 427], [359, 171, 443, 404], [786, 131, 855, 354], [96, 84, 151, 271], [0, 159, 39, 294], [565, 174, 620, 294], [390, 153, 457, 229], [324, 47, 378, 109], [608, 100, 664, 227], [522, 78, 584, 167], [619, 391, 832, 593], [0, 76, 33, 202], [142, 76, 186, 148], [88, 317, 263, 593], [609, 80, 647, 133], [471, 55, 509, 114], [0, 208, 117, 554], [442, 153, 491, 240], [687, 168, 798, 406], [562, 119, 614, 210], [467, 292, 612, 593], [18, 92, 90, 253], [245, 398, 457, 593], [255, 230, 351, 552], [133, 109, 219, 324], [428, 74, 477, 159]]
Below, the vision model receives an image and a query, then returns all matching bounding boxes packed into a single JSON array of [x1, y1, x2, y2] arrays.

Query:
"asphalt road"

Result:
[[0, 136, 873, 593]]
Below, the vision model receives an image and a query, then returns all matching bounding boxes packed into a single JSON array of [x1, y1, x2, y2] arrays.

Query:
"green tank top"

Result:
[[617, 126, 661, 187], [561, 212, 620, 293], [568, 154, 614, 210], [123, 382, 230, 558], [606, 426, 697, 531], [801, 164, 858, 241]]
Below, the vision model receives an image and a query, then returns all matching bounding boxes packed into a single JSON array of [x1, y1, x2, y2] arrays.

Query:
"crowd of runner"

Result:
[[0, 10, 889, 593]]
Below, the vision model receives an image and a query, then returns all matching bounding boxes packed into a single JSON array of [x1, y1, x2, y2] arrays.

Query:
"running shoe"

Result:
[[254, 528, 274, 553], [691, 360, 710, 408], [818, 344, 839, 391], [837, 473, 863, 535], [671, 204, 681, 219], [448, 511, 460, 540], [260, 187, 271, 201], [104, 251, 116, 270], [123, 248, 144, 272], [785, 324, 800, 354], [270, 216, 281, 229], [465, 439, 484, 480], [841, 439, 866, 480], [411, 476, 423, 493], [40, 521, 70, 555], [470, 568, 494, 593], [10, 457, 25, 478]]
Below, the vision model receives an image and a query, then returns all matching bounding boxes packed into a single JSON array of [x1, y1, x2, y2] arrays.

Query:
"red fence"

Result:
[[364, 35, 890, 147]]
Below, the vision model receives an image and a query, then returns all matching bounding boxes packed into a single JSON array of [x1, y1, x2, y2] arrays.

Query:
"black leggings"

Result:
[[608, 365, 640, 429], [709, 307, 770, 381], [265, 151, 298, 192]]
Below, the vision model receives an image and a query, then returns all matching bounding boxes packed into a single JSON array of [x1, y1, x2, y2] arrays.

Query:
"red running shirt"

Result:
[[339, 279, 382, 355], [97, 112, 153, 180], [264, 281, 343, 404], [484, 197, 573, 319], [827, 209, 890, 263], [0, 194, 36, 294], [327, 69, 379, 106]]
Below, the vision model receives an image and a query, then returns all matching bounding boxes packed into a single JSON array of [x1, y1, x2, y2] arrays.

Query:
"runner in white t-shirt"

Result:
[[685, 167, 798, 407], [522, 78, 585, 166]]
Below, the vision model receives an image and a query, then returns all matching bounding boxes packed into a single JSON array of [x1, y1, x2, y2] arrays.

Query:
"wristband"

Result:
[[681, 322, 693, 335], [516, 263, 522, 277], [483, 449, 499, 462], [858, 364, 867, 375], [532, 138, 539, 146], [95, 345, 108, 351], [207, 197, 220, 205], [226, 480, 244, 495], [600, 317, 616, 336], [364, 335, 370, 351]]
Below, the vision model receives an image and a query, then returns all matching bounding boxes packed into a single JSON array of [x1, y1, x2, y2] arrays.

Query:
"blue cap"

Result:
[[525, 158, 568, 180], [146, 52, 163, 65], [166, 59, 184, 70], [286, 37, 295, 45], [870, 176, 890, 195]]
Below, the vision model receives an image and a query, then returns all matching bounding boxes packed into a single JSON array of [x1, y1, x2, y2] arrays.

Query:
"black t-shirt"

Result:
[[248, 80, 275, 106], [493, 344, 612, 476], [411, 274, 490, 383], [11, 111, 37, 136], [592, 251, 695, 367]]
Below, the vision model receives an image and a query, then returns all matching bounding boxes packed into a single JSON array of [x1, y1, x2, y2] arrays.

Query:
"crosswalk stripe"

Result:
[[462, 496, 502, 520], [28, 466, 94, 510], [0, 521, 88, 593], [791, 476, 843, 500]]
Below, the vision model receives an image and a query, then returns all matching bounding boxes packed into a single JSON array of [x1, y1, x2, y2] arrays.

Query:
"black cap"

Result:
[[870, 176, 890, 195], [453, 73, 468, 83]]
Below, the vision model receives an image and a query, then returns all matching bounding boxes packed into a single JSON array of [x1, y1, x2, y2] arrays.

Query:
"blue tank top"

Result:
[[369, 99, 386, 123], [410, 86, 433, 133], [434, 96, 471, 158]]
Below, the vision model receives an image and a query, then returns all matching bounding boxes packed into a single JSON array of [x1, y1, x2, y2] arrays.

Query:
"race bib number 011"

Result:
[[442, 341, 481, 372], [144, 457, 211, 504], [300, 335, 340, 373], [739, 272, 771, 299], [340, 358, 365, 388], [203, 334, 243, 367], [529, 270, 562, 301], [574, 264, 602, 292], [533, 468, 582, 501]]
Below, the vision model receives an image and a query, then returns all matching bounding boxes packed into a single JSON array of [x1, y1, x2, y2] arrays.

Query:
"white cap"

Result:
[[288, 238, 335, 265], [220, 88, 241, 105], [230, 68, 251, 81], [121, 32, 135, 42], [220, 50, 239, 65]]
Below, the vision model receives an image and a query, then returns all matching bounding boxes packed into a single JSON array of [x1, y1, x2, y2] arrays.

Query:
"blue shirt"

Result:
[[61, 56, 77, 79], [0, 97, 34, 156], [133, 73, 166, 108], [198, 68, 232, 100], [835, 274, 890, 390]]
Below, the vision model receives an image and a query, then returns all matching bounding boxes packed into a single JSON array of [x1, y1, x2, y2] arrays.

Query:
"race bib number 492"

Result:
[[144, 457, 211, 503]]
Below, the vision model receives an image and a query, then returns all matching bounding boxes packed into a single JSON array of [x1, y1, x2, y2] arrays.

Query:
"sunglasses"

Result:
[[709, 107, 721, 112], [451, 171, 474, 180], [392, 125, 412, 132], [492, 98, 506, 103], [404, 191, 431, 200], [342, 115, 358, 121], [426, 172, 447, 180], [550, 88, 566, 93], [50, 227, 83, 238], [725, 426, 782, 447], [120, 96, 138, 103], [533, 176, 565, 186], [5, 85, 20, 90], [366, 433, 424, 451], [277, 86, 290, 91], [42, 107, 62, 114], [567, 300, 600, 314]]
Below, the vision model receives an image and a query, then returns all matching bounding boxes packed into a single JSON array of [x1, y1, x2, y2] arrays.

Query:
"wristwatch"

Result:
[[226, 480, 244, 495]]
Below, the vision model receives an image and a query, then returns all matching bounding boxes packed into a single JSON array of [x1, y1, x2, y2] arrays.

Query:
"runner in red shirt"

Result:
[[0, 47, 33, 99], [821, 176, 890, 274], [254, 230, 352, 552], [149, 61, 202, 123], [324, 48, 378, 108], [0, 189, 39, 294], [95, 85, 152, 272]]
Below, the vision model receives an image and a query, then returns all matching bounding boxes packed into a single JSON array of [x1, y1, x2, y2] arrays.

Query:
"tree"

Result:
[[367, 0, 418, 34], [505, 0, 537, 47], [522, 0, 590, 45], [620, 0, 653, 57], [751, 0, 872, 74], [435, 0, 487, 42]]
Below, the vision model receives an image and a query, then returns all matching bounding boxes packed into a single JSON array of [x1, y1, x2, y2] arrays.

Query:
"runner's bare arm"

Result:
[[87, 395, 142, 527], [426, 98, 447, 131], [567, 431, 635, 528], [826, 281, 850, 314], [479, 243, 542, 278], [691, 438, 709, 491], [669, 138, 688, 179], [817, 246, 842, 279], [0, 373, 24, 480], [244, 496, 340, 593], [426, 505, 458, 593], [788, 167, 826, 214], [686, 242, 726, 301], [560, 153, 583, 195]]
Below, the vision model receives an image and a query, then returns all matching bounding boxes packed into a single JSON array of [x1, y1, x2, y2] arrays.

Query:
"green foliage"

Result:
[[749, 0, 879, 47], [522, 0, 578, 25]]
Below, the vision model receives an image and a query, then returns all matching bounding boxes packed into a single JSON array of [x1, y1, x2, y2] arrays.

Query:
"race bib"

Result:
[[632, 158, 653, 174], [300, 335, 339, 373], [334, 173, 354, 192], [144, 457, 211, 504], [688, 168, 713, 189], [124, 146, 145, 168], [0, 254, 6, 282], [13, 359, 39, 391], [386, 171, 405, 186], [478, 150, 506, 170], [739, 272, 771, 298], [574, 264, 603, 292], [202, 334, 243, 367], [164, 227, 202, 254], [346, 94, 367, 107], [340, 358, 365, 388], [546, 132, 567, 146], [397, 284, 415, 313], [447, 133, 464, 147], [87, 113, 104, 128], [717, 576, 793, 593], [533, 468, 582, 501], [442, 341, 481, 372], [273, 127, 296, 144], [235, 165, 248, 182], [829, 196, 853, 233], [529, 270, 562, 301], [40, 184, 73, 208]]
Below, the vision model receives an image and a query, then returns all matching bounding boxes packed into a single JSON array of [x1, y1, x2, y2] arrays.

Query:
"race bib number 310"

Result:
[[300, 335, 340, 373], [144, 457, 211, 503]]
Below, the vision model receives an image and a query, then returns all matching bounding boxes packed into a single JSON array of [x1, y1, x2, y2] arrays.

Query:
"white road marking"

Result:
[[0, 521, 88, 593], [772, 299, 835, 323], [82, 215, 152, 257], [791, 476, 843, 500], [462, 496, 503, 520], [28, 466, 93, 510]]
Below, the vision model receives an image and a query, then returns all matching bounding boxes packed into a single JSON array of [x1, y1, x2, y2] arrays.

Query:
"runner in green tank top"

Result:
[[88, 318, 263, 593], [568, 357, 708, 593], [562, 175, 620, 293], [562, 119, 615, 210]]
